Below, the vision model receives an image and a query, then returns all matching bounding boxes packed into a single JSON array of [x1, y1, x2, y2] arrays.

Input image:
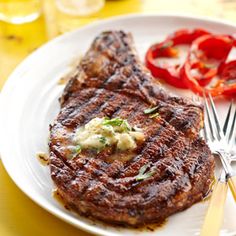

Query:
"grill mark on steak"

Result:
[[78, 32, 136, 91], [60, 89, 102, 125], [62, 89, 112, 127], [95, 138, 208, 207], [64, 71, 202, 136], [121, 123, 187, 179], [63, 56, 203, 136], [97, 94, 128, 119], [124, 119, 168, 160], [55, 137, 206, 209], [58, 90, 192, 178], [58, 88, 95, 122], [50, 137, 213, 222], [103, 67, 132, 90], [51, 90, 206, 195], [50, 31, 214, 226], [111, 100, 142, 122], [82, 93, 116, 123]]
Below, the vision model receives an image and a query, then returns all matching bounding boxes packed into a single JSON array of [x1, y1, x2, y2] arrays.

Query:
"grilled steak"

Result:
[[49, 31, 214, 226]]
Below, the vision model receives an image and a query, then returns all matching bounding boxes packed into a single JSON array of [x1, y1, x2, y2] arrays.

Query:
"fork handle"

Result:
[[228, 175, 236, 202], [216, 151, 236, 203], [200, 179, 228, 236]]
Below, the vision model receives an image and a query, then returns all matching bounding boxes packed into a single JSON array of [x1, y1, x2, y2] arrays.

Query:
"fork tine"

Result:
[[203, 93, 216, 141], [223, 100, 233, 135], [208, 93, 222, 140], [191, 94, 199, 104], [203, 122, 209, 142], [228, 106, 236, 144], [191, 93, 202, 104]]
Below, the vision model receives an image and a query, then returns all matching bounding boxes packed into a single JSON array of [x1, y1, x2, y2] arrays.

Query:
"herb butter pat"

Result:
[[76, 117, 144, 152]]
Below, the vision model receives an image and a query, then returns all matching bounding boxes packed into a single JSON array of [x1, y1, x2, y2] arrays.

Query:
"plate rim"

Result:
[[1, 13, 236, 236]]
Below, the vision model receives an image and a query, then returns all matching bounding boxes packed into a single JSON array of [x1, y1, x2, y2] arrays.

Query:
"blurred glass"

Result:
[[48, 0, 105, 34], [0, 0, 41, 24], [55, 0, 104, 16]]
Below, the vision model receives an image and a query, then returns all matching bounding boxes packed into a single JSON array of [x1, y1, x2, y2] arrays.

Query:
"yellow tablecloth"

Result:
[[1, 0, 236, 235]]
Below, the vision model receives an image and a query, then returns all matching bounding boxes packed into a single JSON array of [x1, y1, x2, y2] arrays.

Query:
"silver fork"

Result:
[[201, 95, 236, 236], [223, 101, 236, 157], [222, 100, 236, 179], [203, 94, 236, 200]]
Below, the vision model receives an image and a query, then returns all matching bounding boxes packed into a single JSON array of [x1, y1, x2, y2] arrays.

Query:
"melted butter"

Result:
[[36, 152, 49, 166], [75, 117, 145, 153]]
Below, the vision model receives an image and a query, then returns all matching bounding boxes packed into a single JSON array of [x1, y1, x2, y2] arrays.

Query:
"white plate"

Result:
[[0, 14, 236, 236]]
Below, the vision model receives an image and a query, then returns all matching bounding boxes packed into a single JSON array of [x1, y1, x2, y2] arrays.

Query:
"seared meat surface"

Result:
[[49, 31, 214, 226]]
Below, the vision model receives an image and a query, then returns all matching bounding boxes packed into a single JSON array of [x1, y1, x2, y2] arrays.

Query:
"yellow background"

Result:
[[0, 0, 236, 235]]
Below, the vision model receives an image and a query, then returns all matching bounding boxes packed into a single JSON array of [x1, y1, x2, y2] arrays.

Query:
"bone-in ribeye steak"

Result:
[[49, 31, 214, 226]]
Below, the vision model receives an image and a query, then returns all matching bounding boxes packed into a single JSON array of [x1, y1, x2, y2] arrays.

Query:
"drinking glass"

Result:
[[52, 0, 105, 33], [55, 0, 105, 16], [0, 0, 41, 24]]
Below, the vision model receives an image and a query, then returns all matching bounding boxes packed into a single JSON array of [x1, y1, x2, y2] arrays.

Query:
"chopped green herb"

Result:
[[138, 164, 149, 175], [103, 116, 110, 121], [135, 164, 155, 181], [123, 120, 131, 131], [149, 112, 159, 119], [160, 40, 173, 50], [68, 145, 81, 159], [103, 117, 124, 126], [99, 136, 107, 144], [144, 106, 158, 114], [74, 145, 81, 154], [102, 117, 131, 132]]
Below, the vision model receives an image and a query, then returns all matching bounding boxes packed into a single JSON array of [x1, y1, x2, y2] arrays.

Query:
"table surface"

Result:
[[1, 0, 236, 235]]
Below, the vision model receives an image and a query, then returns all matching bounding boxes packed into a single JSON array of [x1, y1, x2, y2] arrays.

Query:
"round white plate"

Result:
[[0, 14, 236, 236]]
